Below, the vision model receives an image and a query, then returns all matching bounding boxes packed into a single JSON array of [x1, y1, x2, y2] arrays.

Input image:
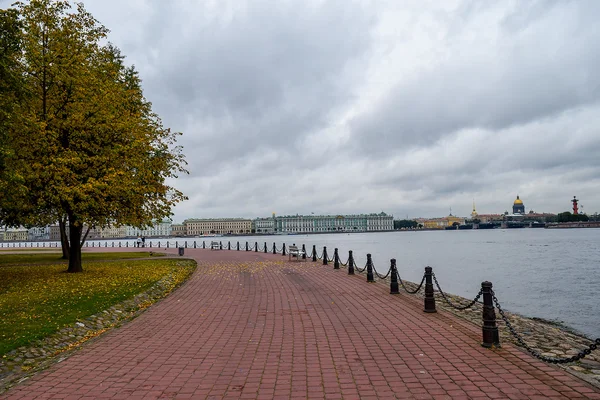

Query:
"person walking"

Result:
[[141, 236, 146, 248], [136, 236, 142, 248]]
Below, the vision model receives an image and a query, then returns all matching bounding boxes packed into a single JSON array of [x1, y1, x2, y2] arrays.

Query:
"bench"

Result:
[[210, 241, 220, 250], [288, 245, 305, 261]]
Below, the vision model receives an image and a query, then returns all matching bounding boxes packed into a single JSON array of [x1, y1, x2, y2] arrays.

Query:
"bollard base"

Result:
[[424, 299, 436, 313], [481, 342, 501, 349], [481, 326, 501, 348]]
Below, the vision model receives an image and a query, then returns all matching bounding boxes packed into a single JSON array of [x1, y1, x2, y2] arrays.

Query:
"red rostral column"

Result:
[[572, 196, 579, 215]]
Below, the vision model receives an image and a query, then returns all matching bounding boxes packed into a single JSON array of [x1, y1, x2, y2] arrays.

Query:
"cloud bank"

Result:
[[79, 0, 600, 220]]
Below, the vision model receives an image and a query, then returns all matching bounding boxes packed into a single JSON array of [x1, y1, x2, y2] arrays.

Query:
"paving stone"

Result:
[[1, 247, 599, 399]]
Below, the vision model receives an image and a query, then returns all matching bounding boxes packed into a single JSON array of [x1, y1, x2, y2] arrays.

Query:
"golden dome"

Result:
[[514, 195, 523, 205]]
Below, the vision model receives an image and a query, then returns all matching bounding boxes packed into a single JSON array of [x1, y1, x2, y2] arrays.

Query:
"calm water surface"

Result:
[[213, 229, 600, 339]]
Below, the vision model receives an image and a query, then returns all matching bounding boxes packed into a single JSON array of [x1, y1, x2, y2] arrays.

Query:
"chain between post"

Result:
[[371, 261, 391, 280], [398, 272, 425, 294], [432, 273, 483, 310]]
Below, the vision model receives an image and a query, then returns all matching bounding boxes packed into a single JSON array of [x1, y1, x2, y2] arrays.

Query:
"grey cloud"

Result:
[[136, 1, 375, 162], [350, 1, 600, 154], [79, 1, 600, 219]]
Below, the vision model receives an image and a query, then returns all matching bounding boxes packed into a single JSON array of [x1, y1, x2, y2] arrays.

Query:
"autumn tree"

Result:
[[0, 9, 24, 196], [1, 0, 187, 272]]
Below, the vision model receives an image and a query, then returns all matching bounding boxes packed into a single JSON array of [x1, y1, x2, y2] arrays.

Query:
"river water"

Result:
[[5, 228, 599, 339]]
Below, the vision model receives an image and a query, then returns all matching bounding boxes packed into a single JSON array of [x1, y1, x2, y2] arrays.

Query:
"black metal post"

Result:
[[220, 241, 223, 250], [194, 241, 197, 248], [390, 259, 399, 294], [323, 247, 328, 266], [237, 241, 240, 251], [175, 241, 178, 248], [366, 254, 374, 282], [264, 242, 267, 253], [302, 244, 307, 259], [481, 281, 501, 348], [348, 251, 354, 275], [333, 248, 340, 269], [282, 243, 286, 256], [273, 243, 276, 254], [228, 241, 231, 250], [312, 245, 317, 262], [424, 266, 436, 313], [246, 241, 249, 251], [255, 242, 258, 252], [203, 241, 205, 249], [185, 241, 188, 248]]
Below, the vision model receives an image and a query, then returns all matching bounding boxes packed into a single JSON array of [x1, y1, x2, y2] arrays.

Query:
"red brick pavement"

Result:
[[3, 248, 600, 399]]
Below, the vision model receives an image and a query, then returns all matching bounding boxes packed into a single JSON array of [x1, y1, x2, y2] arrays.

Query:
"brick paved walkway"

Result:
[[3, 248, 600, 399]]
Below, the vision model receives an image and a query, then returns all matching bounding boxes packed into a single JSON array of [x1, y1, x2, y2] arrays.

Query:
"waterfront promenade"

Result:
[[3, 249, 600, 399]]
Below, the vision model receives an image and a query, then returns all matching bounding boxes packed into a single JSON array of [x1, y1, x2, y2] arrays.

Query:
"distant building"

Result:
[[520, 211, 556, 223], [171, 223, 186, 237], [419, 215, 465, 229], [183, 218, 252, 235], [28, 226, 50, 241], [254, 217, 275, 234], [125, 219, 172, 238], [274, 212, 393, 233], [86, 227, 103, 240], [97, 226, 125, 238], [4, 227, 28, 241], [513, 195, 525, 214], [477, 214, 504, 223], [49, 225, 61, 241]]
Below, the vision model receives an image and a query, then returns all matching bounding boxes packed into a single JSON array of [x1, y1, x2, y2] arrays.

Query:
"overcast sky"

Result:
[[16, 0, 600, 221]]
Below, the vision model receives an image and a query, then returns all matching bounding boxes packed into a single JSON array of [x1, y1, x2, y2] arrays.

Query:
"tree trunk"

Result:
[[58, 216, 69, 259], [67, 216, 83, 273]]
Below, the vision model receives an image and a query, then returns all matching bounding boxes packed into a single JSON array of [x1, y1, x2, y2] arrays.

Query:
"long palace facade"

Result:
[[172, 212, 394, 236], [272, 213, 393, 234]]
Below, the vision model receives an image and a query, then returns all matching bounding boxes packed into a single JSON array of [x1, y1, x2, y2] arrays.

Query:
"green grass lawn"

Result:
[[0, 254, 195, 356], [0, 251, 163, 266]]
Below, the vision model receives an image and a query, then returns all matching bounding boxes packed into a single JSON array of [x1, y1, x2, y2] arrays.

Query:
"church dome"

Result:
[[514, 195, 523, 205]]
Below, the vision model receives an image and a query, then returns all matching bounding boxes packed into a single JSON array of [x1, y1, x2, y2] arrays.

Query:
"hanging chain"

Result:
[[371, 261, 391, 280], [398, 272, 425, 294], [354, 260, 367, 273], [492, 290, 599, 364], [432, 273, 482, 310]]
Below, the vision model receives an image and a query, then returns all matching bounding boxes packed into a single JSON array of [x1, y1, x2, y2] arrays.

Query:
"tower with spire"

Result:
[[471, 200, 478, 219]]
